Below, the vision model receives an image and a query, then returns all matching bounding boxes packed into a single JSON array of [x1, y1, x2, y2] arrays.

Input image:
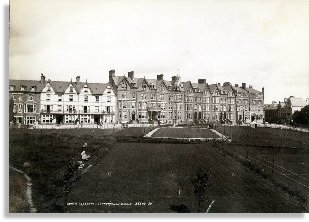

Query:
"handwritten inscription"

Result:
[[67, 201, 153, 207]]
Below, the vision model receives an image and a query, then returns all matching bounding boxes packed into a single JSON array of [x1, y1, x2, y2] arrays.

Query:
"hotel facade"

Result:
[[9, 70, 264, 126]]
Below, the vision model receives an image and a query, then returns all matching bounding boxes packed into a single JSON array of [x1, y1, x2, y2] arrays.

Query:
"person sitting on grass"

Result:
[[81, 151, 90, 161]]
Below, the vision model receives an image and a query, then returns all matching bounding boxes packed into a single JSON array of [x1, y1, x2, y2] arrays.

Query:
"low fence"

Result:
[[35, 124, 122, 129], [31, 123, 158, 130]]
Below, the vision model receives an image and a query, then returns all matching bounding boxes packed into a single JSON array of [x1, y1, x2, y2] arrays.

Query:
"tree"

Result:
[[9, 97, 15, 124], [191, 168, 211, 212], [292, 105, 309, 126]]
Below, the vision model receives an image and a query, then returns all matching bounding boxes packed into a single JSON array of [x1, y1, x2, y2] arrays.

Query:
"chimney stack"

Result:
[[76, 76, 80, 84], [242, 83, 246, 89], [235, 84, 239, 87], [157, 74, 164, 80], [249, 85, 252, 88], [128, 71, 134, 79], [217, 83, 221, 86], [109, 69, 115, 83], [198, 79, 206, 84], [40, 73, 46, 84]]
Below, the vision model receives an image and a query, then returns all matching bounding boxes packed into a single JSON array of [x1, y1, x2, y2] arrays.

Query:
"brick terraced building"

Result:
[[9, 71, 264, 126]]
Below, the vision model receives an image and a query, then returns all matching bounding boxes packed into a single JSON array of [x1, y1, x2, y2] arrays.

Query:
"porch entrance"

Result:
[[56, 115, 64, 124]]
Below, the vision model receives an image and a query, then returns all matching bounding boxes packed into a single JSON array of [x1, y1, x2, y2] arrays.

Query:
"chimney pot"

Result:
[[76, 76, 80, 84], [198, 79, 206, 84], [157, 74, 164, 80], [109, 69, 115, 83], [128, 71, 134, 79], [235, 84, 239, 87], [242, 83, 246, 89], [40, 73, 46, 84]]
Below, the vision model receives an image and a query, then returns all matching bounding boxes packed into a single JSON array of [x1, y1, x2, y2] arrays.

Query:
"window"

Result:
[[132, 92, 136, 99], [27, 104, 36, 113], [67, 105, 75, 113], [58, 95, 62, 101], [30, 86, 36, 92], [41, 115, 53, 123], [69, 95, 73, 102], [122, 93, 127, 99], [47, 85, 51, 92], [95, 96, 99, 102], [58, 105, 62, 112], [20, 86, 26, 91], [107, 87, 111, 93], [9, 85, 15, 91], [95, 106, 99, 112], [69, 86, 73, 93], [84, 95, 88, 102], [26, 116, 36, 125], [28, 95, 34, 101], [18, 104, 23, 113], [46, 94, 51, 101], [107, 96, 111, 102]]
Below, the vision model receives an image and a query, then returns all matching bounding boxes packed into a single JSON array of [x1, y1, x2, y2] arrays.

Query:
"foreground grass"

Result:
[[9, 169, 30, 213], [9, 128, 118, 212], [9, 126, 309, 213], [67, 142, 307, 213]]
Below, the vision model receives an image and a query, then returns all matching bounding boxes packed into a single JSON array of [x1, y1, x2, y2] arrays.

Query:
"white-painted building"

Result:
[[40, 76, 117, 124]]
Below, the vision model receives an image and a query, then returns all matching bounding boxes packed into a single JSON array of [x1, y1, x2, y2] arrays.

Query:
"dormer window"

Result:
[[9, 85, 15, 91], [47, 85, 51, 92], [142, 84, 147, 90], [20, 85, 26, 91], [69, 86, 73, 93], [84, 95, 88, 102], [30, 86, 36, 92]]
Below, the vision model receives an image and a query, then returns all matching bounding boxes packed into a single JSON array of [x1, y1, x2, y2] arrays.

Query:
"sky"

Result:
[[9, 0, 309, 103]]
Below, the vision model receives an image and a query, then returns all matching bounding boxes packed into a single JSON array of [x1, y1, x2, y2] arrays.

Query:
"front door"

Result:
[[94, 116, 100, 124], [56, 115, 63, 124]]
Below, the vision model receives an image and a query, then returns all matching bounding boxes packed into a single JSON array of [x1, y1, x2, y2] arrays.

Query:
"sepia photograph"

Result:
[[7, 0, 309, 214]]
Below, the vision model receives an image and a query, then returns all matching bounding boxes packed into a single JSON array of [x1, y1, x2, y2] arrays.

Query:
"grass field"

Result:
[[67, 142, 307, 213], [151, 127, 219, 139], [9, 126, 309, 213]]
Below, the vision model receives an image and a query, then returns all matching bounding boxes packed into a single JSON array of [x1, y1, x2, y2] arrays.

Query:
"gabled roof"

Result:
[[87, 83, 109, 94], [246, 87, 262, 94], [113, 76, 129, 86], [197, 83, 209, 91], [49, 81, 71, 93], [191, 83, 199, 89], [222, 85, 235, 93], [182, 81, 193, 91], [145, 79, 157, 89], [208, 84, 218, 93], [9, 79, 46, 92], [231, 86, 248, 94]]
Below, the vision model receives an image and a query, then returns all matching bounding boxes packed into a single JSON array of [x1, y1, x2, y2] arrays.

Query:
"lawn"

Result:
[[9, 126, 309, 213], [67, 142, 308, 213], [151, 127, 219, 139]]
